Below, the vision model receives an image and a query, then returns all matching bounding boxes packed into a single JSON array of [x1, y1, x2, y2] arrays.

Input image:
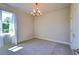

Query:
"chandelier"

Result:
[[31, 3, 42, 16]]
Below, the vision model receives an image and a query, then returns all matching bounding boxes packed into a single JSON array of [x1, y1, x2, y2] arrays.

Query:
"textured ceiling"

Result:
[[7, 3, 70, 14]]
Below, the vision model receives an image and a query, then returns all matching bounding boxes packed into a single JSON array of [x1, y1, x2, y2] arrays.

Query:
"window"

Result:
[[2, 17, 9, 33], [0, 11, 15, 36], [2, 11, 13, 33]]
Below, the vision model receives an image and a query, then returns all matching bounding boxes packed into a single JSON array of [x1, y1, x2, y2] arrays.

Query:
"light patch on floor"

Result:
[[8, 46, 18, 50], [8, 46, 23, 52]]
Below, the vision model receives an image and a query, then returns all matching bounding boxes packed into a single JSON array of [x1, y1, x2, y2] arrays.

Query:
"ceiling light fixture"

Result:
[[31, 3, 42, 16]]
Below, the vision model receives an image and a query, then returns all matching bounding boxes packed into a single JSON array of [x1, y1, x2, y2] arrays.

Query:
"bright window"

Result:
[[0, 11, 15, 36], [2, 11, 13, 33]]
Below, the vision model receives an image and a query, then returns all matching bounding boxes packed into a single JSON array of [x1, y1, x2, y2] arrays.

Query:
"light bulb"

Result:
[[33, 9, 35, 12], [36, 7, 38, 9], [31, 3, 42, 16]]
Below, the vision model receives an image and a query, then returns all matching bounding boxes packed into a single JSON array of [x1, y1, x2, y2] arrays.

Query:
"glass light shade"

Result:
[[31, 3, 42, 16]]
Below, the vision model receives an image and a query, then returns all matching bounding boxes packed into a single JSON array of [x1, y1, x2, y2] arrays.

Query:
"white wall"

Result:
[[16, 12, 34, 42], [35, 6, 70, 44], [70, 4, 79, 49], [0, 4, 34, 43]]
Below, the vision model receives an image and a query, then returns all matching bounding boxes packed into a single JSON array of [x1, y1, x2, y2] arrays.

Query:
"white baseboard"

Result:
[[34, 35, 70, 45], [18, 36, 34, 44], [18, 35, 70, 45]]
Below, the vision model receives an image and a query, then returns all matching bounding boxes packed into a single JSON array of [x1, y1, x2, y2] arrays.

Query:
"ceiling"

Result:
[[7, 3, 70, 14]]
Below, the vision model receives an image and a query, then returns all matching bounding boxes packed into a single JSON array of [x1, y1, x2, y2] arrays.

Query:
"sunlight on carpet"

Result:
[[8, 46, 23, 52]]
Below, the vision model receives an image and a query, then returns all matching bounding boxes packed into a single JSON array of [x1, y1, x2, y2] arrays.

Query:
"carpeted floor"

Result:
[[0, 38, 72, 55]]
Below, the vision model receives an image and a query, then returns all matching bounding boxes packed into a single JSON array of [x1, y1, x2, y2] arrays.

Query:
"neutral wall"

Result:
[[35, 6, 70, 44], [70, 4, 79, 49], [16, 12, 34, 42], [0, 4, 34, 43]]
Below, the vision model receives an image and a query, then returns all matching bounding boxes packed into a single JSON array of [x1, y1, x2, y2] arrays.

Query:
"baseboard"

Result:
[[18, 36, 34, 44], [34, 35, 70, 45], [18, 36, 70, 45]]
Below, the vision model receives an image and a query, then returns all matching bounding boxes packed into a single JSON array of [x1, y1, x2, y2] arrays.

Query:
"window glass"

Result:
[[2, 11, 13, 33]]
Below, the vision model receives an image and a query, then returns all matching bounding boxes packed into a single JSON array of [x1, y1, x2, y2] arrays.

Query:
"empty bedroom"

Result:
[[0, 3, 79, 55]]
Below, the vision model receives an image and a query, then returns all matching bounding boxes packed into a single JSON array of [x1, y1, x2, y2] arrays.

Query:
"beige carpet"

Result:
[[0, 38, 72, 55]]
